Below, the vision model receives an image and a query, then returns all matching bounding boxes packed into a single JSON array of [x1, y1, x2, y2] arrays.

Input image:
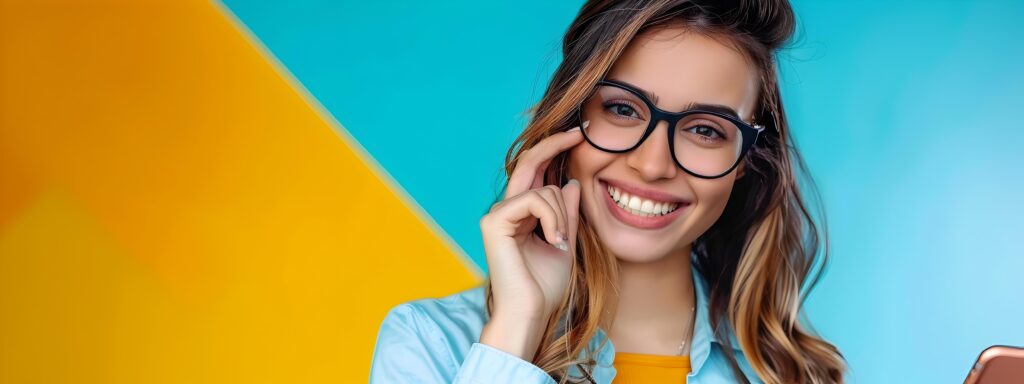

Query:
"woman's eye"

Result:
[[608, 103, 639, 119], [688, 125, 722, 139]]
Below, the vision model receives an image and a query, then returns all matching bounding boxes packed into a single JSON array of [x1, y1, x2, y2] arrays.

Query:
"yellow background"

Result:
[[0, 1, 482, 382]]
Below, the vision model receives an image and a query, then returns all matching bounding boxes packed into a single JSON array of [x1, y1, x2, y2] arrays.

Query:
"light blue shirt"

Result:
[[369, 259, 763, 383]]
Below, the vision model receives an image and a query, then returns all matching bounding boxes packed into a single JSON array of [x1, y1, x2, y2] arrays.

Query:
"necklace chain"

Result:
[[675, 305, 696, 356]]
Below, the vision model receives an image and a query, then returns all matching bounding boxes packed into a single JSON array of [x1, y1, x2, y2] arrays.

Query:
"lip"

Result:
[[599, 180, 690, 230]]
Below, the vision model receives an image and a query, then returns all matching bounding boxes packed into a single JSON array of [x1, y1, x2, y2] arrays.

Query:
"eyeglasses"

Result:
[[576, 79, 768, 179]]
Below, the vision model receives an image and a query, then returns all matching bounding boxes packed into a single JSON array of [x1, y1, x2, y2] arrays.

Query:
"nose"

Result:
[[624, 120, 677, 181]]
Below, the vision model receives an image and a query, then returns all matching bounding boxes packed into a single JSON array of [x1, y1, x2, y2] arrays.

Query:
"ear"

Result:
[[736, 160, 746, 179]]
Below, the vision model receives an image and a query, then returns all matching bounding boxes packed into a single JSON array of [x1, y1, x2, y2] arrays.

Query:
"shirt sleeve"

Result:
[[369, 303, 557, 384], [454, 342, 557, 384]]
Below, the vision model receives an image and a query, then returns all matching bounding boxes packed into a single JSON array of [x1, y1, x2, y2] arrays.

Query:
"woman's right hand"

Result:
[[478, 122, 587, 359]]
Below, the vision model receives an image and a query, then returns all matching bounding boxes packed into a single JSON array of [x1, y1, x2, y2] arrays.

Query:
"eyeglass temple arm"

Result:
[[752, 108, 777, 132]]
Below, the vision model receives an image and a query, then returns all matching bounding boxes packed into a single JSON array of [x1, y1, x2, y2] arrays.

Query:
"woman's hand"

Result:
[[478, 123, 586, 360]]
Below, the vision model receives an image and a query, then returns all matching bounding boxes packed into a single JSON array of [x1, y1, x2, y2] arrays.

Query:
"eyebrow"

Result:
[[606, 77, 742, 120]]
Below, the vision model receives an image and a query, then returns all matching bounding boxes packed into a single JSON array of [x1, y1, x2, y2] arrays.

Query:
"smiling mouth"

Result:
[[606, 183, 681, 217]]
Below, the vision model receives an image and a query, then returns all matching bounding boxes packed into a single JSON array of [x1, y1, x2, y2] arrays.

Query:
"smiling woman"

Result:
[[369, 0, 848, 383]]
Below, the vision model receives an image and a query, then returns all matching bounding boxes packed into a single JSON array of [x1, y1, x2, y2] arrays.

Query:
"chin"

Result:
[[588, 211, 684, 263], [607, 242, 673, 263]]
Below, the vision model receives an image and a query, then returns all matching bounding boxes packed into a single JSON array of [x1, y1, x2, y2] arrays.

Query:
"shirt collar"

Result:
[[577, 251, 742, 382]]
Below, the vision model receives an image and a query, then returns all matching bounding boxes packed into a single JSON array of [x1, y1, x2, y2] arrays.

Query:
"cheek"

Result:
[[567, 144, 611, 181], [568, 144, 615, 217], [691, 174, 737, 223]]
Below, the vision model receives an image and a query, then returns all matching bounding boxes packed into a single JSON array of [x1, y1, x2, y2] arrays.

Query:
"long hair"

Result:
[[482, 0, 847, 382]]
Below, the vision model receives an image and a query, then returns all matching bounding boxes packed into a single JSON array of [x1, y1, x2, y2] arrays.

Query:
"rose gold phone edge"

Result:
[[964, 345, 1024, 384]]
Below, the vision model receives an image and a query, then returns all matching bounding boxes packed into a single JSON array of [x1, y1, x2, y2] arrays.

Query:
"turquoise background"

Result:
[[220, 0, 1024, 382]]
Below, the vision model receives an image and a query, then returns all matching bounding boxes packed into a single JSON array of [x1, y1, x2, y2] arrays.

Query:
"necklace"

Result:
[[675, 305, 696, 356]]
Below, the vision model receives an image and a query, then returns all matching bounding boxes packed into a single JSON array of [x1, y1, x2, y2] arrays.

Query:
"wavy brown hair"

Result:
[[481, 0, 847, 382]]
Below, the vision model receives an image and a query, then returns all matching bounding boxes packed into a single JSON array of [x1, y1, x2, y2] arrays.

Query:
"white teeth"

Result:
[[606, 184, 680, 217], [640, 200, 654, 213], [627, 196, 642, 210]]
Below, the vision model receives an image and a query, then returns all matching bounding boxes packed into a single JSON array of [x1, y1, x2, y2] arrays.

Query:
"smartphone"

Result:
[[964, 345, 1024, 384]]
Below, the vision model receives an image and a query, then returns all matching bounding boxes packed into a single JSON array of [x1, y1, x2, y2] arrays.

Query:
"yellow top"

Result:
[[612, 351, 691, 383]]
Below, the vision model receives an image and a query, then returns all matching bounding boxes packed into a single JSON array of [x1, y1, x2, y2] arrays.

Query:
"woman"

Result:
[[369, 0, 847, 382]]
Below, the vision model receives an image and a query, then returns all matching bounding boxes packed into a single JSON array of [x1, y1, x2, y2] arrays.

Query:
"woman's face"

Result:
[[568, 26, 760, 263]]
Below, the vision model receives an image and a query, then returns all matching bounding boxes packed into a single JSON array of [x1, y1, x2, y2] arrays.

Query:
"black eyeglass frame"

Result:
[[576, 79, 770, 179]]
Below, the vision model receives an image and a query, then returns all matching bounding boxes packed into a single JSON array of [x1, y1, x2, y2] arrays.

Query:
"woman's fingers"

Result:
[[561, 179, 582, 250], [486, 189, 568, 251], [536, 185, 568, 242], [504, 123, 587, 199], [530, 157, 554, 192]]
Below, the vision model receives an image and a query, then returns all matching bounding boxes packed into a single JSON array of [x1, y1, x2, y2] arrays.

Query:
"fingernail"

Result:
[[582, 120, 590, 129], [565, 125, 580, 133], [567, 178, 580, 187], [556, 230, 568, 241], [555, 240, 570, 252]]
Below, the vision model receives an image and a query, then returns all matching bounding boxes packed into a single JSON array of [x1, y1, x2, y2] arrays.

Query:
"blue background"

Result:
[[221, 1, 1024, 382]]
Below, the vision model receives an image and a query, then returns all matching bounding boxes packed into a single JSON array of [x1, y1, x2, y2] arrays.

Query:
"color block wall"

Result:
[[1, 1, 1022, 383]]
